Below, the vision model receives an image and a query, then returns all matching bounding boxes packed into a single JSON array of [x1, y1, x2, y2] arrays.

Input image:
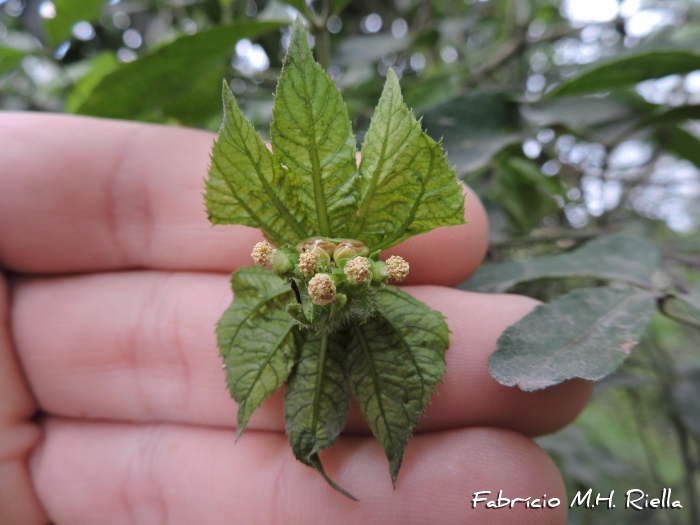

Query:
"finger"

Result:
[[0, 113, 487, 285], [0, 275, 46, 525], [13, 271, 592, 436], [32, 418, 567, 525]]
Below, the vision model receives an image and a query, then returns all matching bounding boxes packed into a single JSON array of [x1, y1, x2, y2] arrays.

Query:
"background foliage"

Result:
[[2, 0, 699, 522]]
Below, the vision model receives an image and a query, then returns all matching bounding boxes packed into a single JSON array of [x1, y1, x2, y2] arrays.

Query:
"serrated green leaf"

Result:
[[271, 18, 359, 238], [350, 70, 465, 251], [43, 0, 105, 47], [347, 287, 449, 484], [548, 49, 700, 98], [489, 287, 656, 391], [0, 46, 26, 77], [284, 331, 355, 500], [218, 267, 298, 436], [75, 22, 284, 124], [462, 233, 660, 293], [206, 82, 309, 246]]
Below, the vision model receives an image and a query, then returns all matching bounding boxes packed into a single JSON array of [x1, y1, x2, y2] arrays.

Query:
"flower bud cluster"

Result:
[[252, 237, 410, 333], [251, 241, 276, 266]]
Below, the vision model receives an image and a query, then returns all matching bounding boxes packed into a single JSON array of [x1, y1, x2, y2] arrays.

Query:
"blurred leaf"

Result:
[[420, 91, 522, 174], [489, 156, 561, 232], [672, 371, 700, 437], [634, 104, 700, 131], [463, 233, 660, 293], [402, 72, 462, 113], [75, 22, 285, 124], [661, 292, 700, 328], [523, 96, 637, 130], [489, 287, 656, 391], [412, 29, 440, 48], [65, 52, 117, 113], [657, 125, 700, 169], [548, 49, 700, 98], [335, 34, 409, 67], [0, 46, 26, 76], [43, 0, 105, 48], [331, 0, 352, 16]]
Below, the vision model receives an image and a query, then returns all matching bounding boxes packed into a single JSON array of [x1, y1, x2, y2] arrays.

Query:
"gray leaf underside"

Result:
[[462, 233, 660, 293], [346, 286, 449, 484], [351, 69, 465, 252], [206, 83, 309, 246], [270, 18, 359, 239], [284, 331, 354, 498], [489, 287, 657, 392], [218, 267, 298, 436]]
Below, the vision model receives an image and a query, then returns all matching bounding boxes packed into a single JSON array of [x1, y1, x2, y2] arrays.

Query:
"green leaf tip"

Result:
[[206, 14, 461, 496]]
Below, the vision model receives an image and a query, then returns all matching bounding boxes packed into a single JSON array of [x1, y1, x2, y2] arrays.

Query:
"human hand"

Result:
[[0, 113, 592, 524]]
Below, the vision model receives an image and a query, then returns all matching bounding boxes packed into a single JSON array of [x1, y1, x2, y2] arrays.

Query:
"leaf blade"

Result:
[[75, 22, 284, 123], [462, 233, 660, 293], [346, 287, 449, 484], [206, 82, 309, 245], [548, 49, 700, 98], [489, 287, 657, 391], [218, 267, 298, 436], [271, 18, 359, 238], [43, 0, 105, 47], [351, 70, 465, 251], [284, 331, 354, 499]]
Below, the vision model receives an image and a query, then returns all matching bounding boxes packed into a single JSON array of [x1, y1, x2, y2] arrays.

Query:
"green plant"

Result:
[[205, 18, 464, 499]]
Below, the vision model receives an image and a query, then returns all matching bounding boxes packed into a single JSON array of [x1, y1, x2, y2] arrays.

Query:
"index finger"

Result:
[[0, 113, 488, 285]]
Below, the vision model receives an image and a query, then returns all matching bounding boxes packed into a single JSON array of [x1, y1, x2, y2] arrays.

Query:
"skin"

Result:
[[0, 113, 593, 525]]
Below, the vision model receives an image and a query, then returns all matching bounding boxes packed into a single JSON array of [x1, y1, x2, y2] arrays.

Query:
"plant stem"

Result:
[[312, 0, 331, 71]]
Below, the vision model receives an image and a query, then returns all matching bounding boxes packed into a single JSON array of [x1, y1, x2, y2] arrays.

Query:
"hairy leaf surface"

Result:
[[271, 18, 359, 238], [489, 287, 656, 391], [218, 267, 298, 436], [206, 82, 309, 245], [351, 70, 465, 251], [284, 331, 354, 498], [346, 286, 449, 484], [462, 233, 660, 293]]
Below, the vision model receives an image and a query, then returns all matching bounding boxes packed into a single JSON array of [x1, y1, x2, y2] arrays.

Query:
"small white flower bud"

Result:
[[299, 250, 319, 275], [344, 256, 372, 284], [385, 255, 409, 283], [251, 241, 276, 266], [308, 273, 336, 306]]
